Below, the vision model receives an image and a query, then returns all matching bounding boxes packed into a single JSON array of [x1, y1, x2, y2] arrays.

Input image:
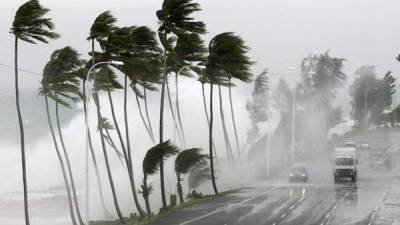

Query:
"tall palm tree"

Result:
[[88, 11, 125, 223], [10, 1, 59, 224], [205, 32, 253, 194], [43, 47, 85, 225], [218, 83, 235, 165], [103, 25, 162, 217], [169, 32, 206, 147], [175, 148, 208, 203], [156, 0, 206, 208], [140, 140, 179, 216], [75, 66, 113, 218], [40, 47, 82, 225]]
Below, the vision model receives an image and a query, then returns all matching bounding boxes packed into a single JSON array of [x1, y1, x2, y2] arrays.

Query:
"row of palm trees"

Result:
[[11, 0, 253, 224]]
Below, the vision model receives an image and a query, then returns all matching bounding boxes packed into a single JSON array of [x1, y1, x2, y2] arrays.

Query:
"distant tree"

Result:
[[350, 65, 379, 128], [11, 1, 59, 223], [246, 69, 269, 146], [370, 71, 396, 127]]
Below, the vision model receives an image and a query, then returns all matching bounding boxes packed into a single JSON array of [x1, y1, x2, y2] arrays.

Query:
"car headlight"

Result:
[[301, 174, 306, 176], [289, 174, 293, 177]]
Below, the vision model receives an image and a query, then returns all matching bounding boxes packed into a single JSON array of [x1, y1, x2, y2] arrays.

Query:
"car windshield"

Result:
[[335, 158, 354, 166], [343, 143, 356, 148], [291, 167, 306, 173]]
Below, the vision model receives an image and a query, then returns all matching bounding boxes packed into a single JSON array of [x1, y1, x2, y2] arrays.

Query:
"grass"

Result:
[[90, 189, 239, 225]]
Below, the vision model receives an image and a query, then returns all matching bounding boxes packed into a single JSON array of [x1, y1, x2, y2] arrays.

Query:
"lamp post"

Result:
[[84, 60, 123, 225]]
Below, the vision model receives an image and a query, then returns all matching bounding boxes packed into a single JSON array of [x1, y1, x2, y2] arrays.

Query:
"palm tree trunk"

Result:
[[82, 80, 112, 218], [228, 78, 241, 162], [143, 87, 155, 142], [201, 83, 218, 164], [166, 78, 184, 146], [134, 84, 155, 143], [142, 175, 151, 217], [218, 84, 235, 165], [104, 128, 125, 163], [175, 73, 186, 147], [14, 37, 30, 225], [45, 95, 77, 225], [55, 101, 85, 225], [92, 39, 125, 223], [124, 76, 146, 217], [159, 50, 168, 208], [209, 83, 218, 194], [176, 173, 184, 204]]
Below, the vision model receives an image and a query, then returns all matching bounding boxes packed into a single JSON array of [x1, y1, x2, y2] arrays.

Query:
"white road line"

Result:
[[179, 188, 277, 225]]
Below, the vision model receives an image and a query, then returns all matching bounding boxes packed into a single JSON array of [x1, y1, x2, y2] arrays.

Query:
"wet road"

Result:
[[149, 129, 400, 225]]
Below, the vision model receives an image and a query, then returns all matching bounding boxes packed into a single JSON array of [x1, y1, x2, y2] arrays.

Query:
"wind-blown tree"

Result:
[[102, 25, 162, 217], [140, 140, 179, 216], [350, 65, 378, 128], [371, 71, 396, 127], [205, 32, 253, 194], [225, 43, 252, 162], [246, 69, 269, 147], [43, 47, 85, 225], [11, 1, 59, 223], [167, 32, 207, 147], [156, 0, 206, 208], [75, 65, 113, 218], [39, 47, 82, 225], [88, 11, 125, 222], [175, 148, 208, 203], [298, 52, 346, 149]]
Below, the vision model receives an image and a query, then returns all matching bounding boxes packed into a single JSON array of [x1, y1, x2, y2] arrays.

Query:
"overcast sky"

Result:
[[1, 0, 400, 92]]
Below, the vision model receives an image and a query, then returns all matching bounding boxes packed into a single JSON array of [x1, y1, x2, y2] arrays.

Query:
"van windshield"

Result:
[[335, 158, 354, 166]]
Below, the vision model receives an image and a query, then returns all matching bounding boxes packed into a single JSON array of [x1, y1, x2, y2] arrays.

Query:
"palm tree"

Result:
[[169, 32, 206, 147], [218, 83, 235, 165], [89, 11, 125, 223], [43, 47, 85, 225], [75, 66, 113, 218], [140, 140, 179, 216], [205, 32, 253, 194], [175, 148, 208, 203], [40, 47, 82, 225], [103, 25, 162, 217], [10, 1, 59, 224], [156, 0, 206, 208]]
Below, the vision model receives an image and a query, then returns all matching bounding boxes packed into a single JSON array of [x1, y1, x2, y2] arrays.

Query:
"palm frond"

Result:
[[89, 10, 117, 41], [175, 148, 208, 174], [143, 140, 179, 176], [12, 0, 59, 43]]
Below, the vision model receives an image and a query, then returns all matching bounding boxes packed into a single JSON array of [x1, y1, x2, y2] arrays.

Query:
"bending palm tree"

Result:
[[103, 25, 162, 217], [170, 32, 206, 148], [156, 0, 205, 208], [205, 32, 253, 194], [89, 11, 125, 222], [11, 1, 59, 224], [40, 47, 84, 225], [140, 140, 179, 216], [45, 47, 85, 225], [76, 66, 113, 218], [175, 148, 208, 203]]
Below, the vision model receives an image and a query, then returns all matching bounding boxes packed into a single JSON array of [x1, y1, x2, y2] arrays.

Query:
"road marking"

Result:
[[179, 188, 277, 225], [319, 191, 349, 225], [367, 192, 388, 225]]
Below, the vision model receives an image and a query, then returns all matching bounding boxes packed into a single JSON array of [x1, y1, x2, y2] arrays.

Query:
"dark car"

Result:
[[289, 166, 308, 182]]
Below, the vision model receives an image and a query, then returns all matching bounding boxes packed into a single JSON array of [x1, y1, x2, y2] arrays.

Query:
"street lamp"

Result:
[[84, 60, 123, 225]]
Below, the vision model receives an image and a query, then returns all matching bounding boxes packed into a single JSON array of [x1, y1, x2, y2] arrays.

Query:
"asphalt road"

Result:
[[149, 129, 400, 225]]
